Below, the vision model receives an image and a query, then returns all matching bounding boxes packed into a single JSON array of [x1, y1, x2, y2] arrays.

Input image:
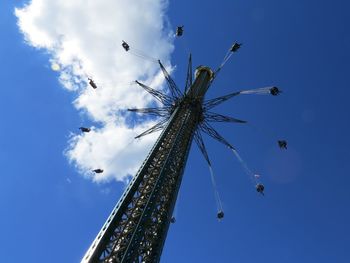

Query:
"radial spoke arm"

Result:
[[158, 60, 183, 99], [184, 54, 193, 94], [200, 121, 234, 149], [135, 80, 172, 106], [135, 119, 168, 139], [193, 130, 211, 166], [203, 91, 240, 110], [204, 112, 246, 123], [128, 107, 171, 117]]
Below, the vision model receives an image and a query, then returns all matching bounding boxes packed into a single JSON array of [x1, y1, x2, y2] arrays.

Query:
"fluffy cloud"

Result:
[[15, 0, 174, 182]]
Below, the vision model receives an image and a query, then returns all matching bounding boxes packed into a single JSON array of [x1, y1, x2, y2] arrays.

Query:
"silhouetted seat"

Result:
[[278, 140, 287, 149], [230, 43, 242, 52], [256, 183, 265, 195], [79, 127, 91, 133], [270, 87, 281, 96], [88, 78, 98, 89], [122, 41, 130, 51], [176, 26, 184, 37], [217, 210, 224, 219]]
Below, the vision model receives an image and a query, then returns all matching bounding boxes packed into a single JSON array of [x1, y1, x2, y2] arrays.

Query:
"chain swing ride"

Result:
[[80, 25, 286, 263]]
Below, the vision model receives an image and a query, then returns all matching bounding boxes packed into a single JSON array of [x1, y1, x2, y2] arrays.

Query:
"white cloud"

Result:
[[66, 122, 160, 183], [15, 0, 174, 182]]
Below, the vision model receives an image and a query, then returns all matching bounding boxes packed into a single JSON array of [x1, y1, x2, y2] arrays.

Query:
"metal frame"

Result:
[[81, 42, 278, 262], [82, 66, 212, 263]]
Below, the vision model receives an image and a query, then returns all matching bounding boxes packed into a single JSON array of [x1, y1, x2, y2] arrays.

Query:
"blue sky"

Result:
[[1, 0, 350, 262]]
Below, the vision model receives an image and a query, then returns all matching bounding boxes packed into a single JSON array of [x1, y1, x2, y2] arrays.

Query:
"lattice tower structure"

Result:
[[82, 66, 214, 263]]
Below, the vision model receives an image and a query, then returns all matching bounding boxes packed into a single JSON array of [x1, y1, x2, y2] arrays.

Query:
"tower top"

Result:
[[195, 65, 214, 80], [187, 65, 213, 99]]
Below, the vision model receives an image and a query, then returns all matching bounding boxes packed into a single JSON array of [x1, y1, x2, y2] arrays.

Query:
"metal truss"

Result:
[[203, 91, 240, 111], [127, 107, 171, 118], [135, 80, 173, 106], [134, 119, 169, 139], [82, 67, 213, 263], [82, 106, 199, 263], [158, 60, 183, 99], [204, 111, 246, 123], [193, 130, 211, 166], [200, 121, 234, 150]]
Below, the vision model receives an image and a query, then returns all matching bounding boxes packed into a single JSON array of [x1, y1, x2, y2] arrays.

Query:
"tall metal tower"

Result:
[[82, 43, 281, 262]]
